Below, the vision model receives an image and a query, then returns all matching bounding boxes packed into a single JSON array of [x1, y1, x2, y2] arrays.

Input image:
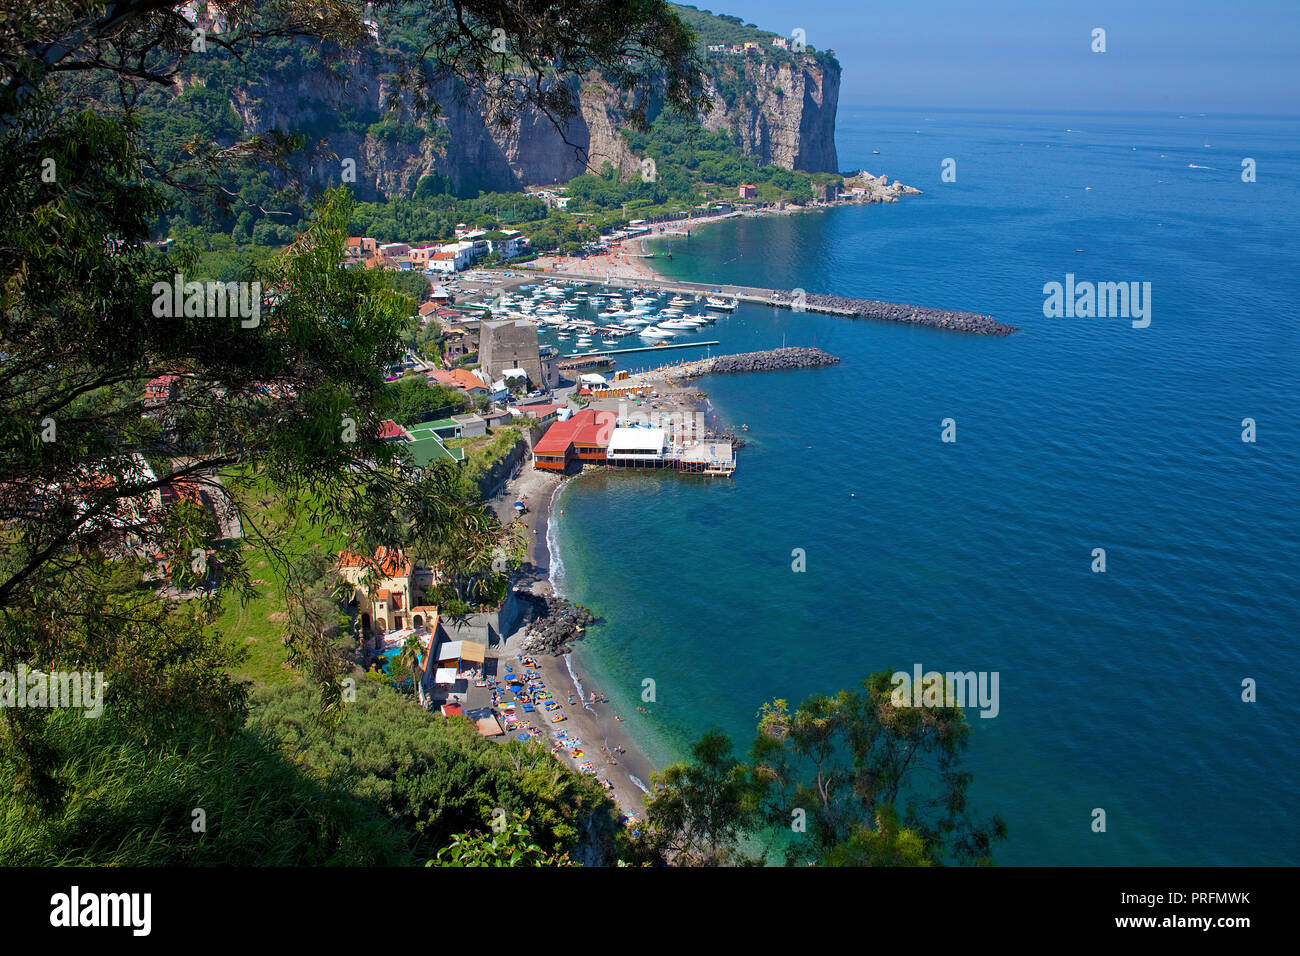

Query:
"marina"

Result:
[[489, 269, 1018, 335]]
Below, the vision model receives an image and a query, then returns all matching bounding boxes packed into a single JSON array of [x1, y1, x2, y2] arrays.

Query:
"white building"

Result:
[[493, 230, 529, 258], [426, 252, 458, 274], [606, 427, 667, 465]]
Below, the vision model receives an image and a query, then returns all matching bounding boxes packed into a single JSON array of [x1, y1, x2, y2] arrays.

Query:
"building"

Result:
[[450, 412, 487, 438], [532, 408, 618, 472], [438, 329, 475, 365], [771, 36, 789, 49], [336, 547, 437, 635], [484, 229, 529, 258], [347, 237, 378, 259], [142, 374, 179, 409], [510, 401, 564, 426], [426, 251, 458, 274], [606, 426, 667, 466], [812, 182, 840, 203], [427, 367, 488, 395], [707, 43, 727, 52], [738, 184, 757, 199], [379, 242, 410, 257], [482, 408, 513, 429], [478, 320, 543, 387], [400, 421, 467, 466]]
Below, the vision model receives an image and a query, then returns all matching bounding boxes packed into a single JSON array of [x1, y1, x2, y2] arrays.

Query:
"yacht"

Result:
[[706, 297, 738, 311]]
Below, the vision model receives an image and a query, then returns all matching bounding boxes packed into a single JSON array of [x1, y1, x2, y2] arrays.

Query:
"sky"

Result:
[[690, 0, 1300, 114]]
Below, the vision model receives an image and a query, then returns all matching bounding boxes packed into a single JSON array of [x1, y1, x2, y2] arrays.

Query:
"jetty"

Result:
[[617, 347, 840, 386], [509, 270, 1017, 336], [564, 340, 720, 359]]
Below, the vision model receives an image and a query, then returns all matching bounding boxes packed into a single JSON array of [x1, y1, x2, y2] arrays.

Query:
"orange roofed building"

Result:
[[532, 409, 617, 472], [337, 546, 437, 635], [427, 367, 488, 395]]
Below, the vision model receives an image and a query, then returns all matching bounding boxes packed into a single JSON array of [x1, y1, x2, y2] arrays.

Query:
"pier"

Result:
[[503, 269, 1017, 335], [563, 340, 720, 359]]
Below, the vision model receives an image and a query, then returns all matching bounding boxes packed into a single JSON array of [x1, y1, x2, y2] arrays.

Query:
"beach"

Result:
[[489, 465, 656, 817]]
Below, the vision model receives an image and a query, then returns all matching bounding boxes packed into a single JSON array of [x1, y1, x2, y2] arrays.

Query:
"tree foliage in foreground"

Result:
[[249, 681, 619, 863], [633, 672, 1008, 866], [0, 0, 710, 816]]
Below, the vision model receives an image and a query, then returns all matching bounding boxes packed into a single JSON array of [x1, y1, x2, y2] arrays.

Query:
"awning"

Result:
[[437, 640, 486, 664], [434, 667, 460, 684]]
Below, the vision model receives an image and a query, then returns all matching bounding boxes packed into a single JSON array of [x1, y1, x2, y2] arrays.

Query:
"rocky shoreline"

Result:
[[516, 592, 598, 656]]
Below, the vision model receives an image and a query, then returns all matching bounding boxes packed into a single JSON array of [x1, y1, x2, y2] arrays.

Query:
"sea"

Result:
[[546, 107, 1300, 865]]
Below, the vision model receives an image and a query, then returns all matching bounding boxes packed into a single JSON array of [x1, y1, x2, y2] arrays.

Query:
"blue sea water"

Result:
[[550, 108, 1300, 865]]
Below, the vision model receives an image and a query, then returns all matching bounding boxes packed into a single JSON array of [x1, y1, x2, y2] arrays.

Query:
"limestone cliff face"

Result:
[[217, 53, 838, 198], [699, 57, 839, 173]]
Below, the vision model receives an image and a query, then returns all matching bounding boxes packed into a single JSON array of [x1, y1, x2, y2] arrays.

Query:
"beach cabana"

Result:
[[435, 639, 486, 669]]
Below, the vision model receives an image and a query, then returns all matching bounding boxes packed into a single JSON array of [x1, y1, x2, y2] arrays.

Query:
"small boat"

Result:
[[872, 149, 880, 155]]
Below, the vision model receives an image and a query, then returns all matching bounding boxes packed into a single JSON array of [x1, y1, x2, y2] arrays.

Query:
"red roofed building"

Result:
[[337, 546, 435, 635], [347, 237, 378, 258], [509, 402, 564, 426], [427, 368, 488, 395], [532, 409, 617, 472], [142, 374, 179, 408], [376, 419, 409, 441]]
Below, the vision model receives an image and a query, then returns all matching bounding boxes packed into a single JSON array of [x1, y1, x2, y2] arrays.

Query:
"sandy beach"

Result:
[[488, 464, 656, 818]]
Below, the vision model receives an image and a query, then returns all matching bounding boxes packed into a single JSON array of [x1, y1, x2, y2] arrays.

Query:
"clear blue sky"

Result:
[[694, 0, 1300, 113]]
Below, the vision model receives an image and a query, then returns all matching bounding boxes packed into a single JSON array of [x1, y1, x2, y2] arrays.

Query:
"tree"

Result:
[[431, 817, 578, 867], [249, 681, 618, 861], [408, 461, 526, 609], [395, 631, 427, 708], [0, 0, 712, 811], [749, 672, 1007, 866], [385, 376, 467, 427], [633, 673, 1006, 867], [632, 729, 762, 866]]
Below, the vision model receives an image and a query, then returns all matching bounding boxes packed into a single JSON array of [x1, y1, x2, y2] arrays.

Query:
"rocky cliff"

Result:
[[206, 32, 839, 199], [699, 57, 839, 173]]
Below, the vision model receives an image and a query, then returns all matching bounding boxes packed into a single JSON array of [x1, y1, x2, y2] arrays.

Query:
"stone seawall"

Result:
[[770, 291, 1017, 335], [694, 347, 841, 375]]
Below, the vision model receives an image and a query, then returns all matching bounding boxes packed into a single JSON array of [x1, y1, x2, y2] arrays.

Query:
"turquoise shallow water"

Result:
[[551, 108, 1300, 865]]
